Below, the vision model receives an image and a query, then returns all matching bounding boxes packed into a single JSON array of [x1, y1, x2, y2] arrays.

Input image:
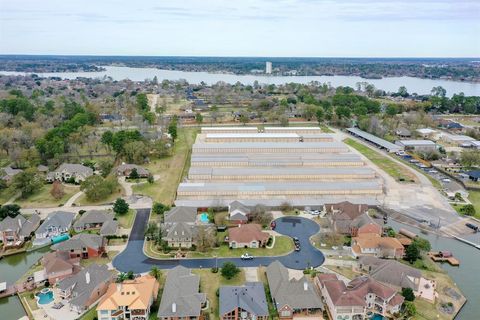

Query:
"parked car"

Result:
[[294, 244, 301, 252], [241, 253, 254, 260], [442, 178, 451, 183]]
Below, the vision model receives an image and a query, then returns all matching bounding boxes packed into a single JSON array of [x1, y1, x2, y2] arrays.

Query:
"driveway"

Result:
[[113, 210, 325, 273]]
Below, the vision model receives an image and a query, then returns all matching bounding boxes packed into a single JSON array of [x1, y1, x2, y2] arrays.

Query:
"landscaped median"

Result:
[[344, 137, 418, 183], [144, 235, 294, 259]]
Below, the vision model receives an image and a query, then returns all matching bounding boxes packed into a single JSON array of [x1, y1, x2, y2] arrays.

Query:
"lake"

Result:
[[0, 247, 50, 320], [1, 66, 480, 97]]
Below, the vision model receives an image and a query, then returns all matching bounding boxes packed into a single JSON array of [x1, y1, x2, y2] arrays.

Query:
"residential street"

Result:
[[113, 209, 325, 273]]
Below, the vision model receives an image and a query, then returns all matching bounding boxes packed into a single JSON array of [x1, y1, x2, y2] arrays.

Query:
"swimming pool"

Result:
[[199, 213, 209, 223], [370, 314, 384, 320], [36, 288, 54, 305]]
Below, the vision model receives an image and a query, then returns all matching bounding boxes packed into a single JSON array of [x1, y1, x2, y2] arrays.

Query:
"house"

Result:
[[163, 207, 197, 226], [0, 214, 40, 247], [57, 264, 114, 314], [0, 166, 23, 183], [73, 210, 116, 233], [228, 201, 250, 224], [315, 274, 404, 319], [266, 261, 323, 319], [416, 128, 438, 138], [35, 211, 75, 240], [228, 224, 270, 249], [356, 256, 422, 292], [116, 164, 150, 178], [219, 282, 269, 320], [164, 222, 196, 248], [445, 121, 464, 131], [52, 233, 105, 259], [46, 163, 93, 183], [395, 140, 437, 152], [99, 220, 119, 237], [395, 127, 411, 138], [40, 251, 80, 284], [440, 133, 476, 146], [96, 274, 159, 320], [157, 266, 206, 320], [325, 201, 377, 236], [352, 233, 404, 259]]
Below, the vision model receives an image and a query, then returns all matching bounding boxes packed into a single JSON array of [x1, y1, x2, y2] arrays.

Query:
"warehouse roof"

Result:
[[201, 127, 258, 132], [193, 142, 349, 151], [205, 133, 300, 139], [347, 128, 402, 152], [191, 153, 362, 161], [178, 181, 382, 192], [396, 140, 436, 146], [264, 127, 322, 131], [189, 167, 375, 176]]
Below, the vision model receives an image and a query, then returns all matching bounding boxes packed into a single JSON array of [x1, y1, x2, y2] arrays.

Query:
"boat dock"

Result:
[[428, 251, 460, 266]]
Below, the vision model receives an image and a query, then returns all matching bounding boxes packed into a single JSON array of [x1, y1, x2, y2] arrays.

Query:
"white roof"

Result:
[[264, 127, 322, 131], [445, 134, 475, 141], [0, 282, 6, 291], [206, 133, 300, 139], [397, 140, 436, 146], [34, 270, 47, 283], [416, 128, 437, 134]]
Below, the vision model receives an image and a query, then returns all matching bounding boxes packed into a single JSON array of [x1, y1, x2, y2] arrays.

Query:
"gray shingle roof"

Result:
[[36, 211, 75, 235], [158, 266, 206, 318], [219, 282, 269, 316], [165, 222, 194, 241], [164, 207, 197, 224], [53, 233, 104, 251], [73, 210, 114, 229], [100, 220, 118, 236], [266, 261, 323, 310], [55, 163, 93, 176], [57, 264, 112, 308]]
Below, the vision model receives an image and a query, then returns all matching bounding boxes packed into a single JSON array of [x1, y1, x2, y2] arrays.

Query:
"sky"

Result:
[[0, 0, 479, 57]]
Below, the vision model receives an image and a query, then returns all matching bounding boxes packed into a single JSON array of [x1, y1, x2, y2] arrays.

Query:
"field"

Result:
[[76, 186, 124, 206], [193, 268, 245, 319], [133, 127, 199, 206], [344, 138, 418, 183], [15, 184, 80, 208]]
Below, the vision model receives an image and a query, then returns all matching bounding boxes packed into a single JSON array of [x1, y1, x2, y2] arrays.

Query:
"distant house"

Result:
[[57, 264, 114, 314], [315, 274, 404, 320], [73, 210, 116, 233], [97, 274, 159, 320], [356, 256, 423, 293], [445, 121, 464, 131], [352, 233, 404, 259], [416, 128, 438, 138], [116, 164, 150, 178], [35, 211, 75, 240], [0, 166, 23, 183], [157, 266, 206, 320], [325, 201, 379, 236], [46, 163, 93, 183], [0, 214, 40, 247], [395, 140, 437, 152], [266, 261, 323, 319], [219, 282, 269, 320], [228, 224, 270, 249], [228, 200, 250, 225], [395, 127, 411, 138], [52, 233, 106, 259], [40, 251, 80, 284]]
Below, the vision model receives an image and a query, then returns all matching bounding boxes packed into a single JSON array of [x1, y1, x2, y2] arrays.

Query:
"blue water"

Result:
[[370, 314, 384, 320], [200, 213, 209, 223], [36, 290, 54, 305]]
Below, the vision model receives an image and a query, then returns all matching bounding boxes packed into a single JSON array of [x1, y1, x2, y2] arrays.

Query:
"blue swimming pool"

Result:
[[199, 213, 209, 223], [36, 289, 54, 305], [370, 314, 384, 320]]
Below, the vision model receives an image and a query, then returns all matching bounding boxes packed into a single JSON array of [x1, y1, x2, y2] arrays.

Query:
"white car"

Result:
[[241, 253, 254, 260], [310, 210, 320, 215], [442, 178, 451, 183]]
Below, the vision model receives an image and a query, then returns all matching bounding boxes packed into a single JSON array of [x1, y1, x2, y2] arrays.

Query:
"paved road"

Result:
[[113, 209, 325, 273]]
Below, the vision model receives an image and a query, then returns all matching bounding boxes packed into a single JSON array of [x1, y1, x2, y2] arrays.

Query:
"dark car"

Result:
[[294, 244, 301, 252]]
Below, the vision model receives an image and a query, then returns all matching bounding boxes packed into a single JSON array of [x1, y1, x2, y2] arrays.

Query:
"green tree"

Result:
[[405, 242, 420, 263], [386, 104, 399, 116], [12, 168, 43, 199], [397, 86, 409, 97], [128, 168, 140, 179], [123, 141, 148, 164], [413, 237, 431, 252], [195, 112, 203, 124], [460, 204, 476, 216], [101, 131, 114, 147], [168, 121, 178, 141], [80, 175, 118, 202], [403, 301, 417, 317], [0, 204, 21, 220], [136, 93, 149, 112], [98, 159, 114, 177], [401, 287, 415, 302], [113, 198, 129, 215], [149, 266, 161, 280], [315, 107, 324, 123], [221, 262, 240, 280], [152, 202, 169, 215]]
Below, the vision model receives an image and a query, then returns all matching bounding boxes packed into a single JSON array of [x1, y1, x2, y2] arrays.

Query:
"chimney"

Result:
[[303, 281, 308, 291], [172, 302, 176, 313], [85, 272, 90, 284], [18, 218, 22, 228]]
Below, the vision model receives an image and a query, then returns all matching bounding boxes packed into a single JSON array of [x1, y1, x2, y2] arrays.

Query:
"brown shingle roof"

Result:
[[228, 224, 269, 244]]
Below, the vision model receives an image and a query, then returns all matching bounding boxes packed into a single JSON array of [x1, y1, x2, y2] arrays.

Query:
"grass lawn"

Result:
[[193, 268, 245, 319], [319, 124, 334, 133], [15, 184, 80, 208], [108, 238, 128, 246], [324, 265, 361, 280], [467, 189, 480, 217], [78, 305, 98, 320], [18, 291, 39, 318], [80, 251, 119, 268], [116, 209, 136, 229], [76, 186, 124, 206], [133, 127, 199, 206], [344, 138, 418, 183], [0, 187, 17, 205]]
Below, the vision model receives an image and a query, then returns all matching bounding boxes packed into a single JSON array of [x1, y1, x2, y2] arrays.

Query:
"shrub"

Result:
[[221, 262, 240, 280], [401, 287, 415, 301]]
